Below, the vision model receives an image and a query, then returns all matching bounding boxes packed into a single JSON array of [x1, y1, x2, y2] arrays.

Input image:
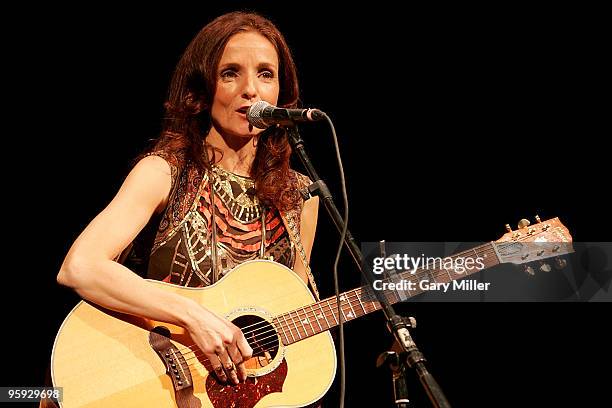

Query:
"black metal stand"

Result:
[[387, 316, 451, 408], [377, 348, 411, 408], [286, 124, 451, 408]]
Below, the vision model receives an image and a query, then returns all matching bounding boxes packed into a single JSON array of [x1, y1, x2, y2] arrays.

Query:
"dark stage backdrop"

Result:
[[4, 3, 609, 407]]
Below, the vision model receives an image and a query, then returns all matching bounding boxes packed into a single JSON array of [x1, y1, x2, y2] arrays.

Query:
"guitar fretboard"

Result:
[[273, 242, 502, 345]]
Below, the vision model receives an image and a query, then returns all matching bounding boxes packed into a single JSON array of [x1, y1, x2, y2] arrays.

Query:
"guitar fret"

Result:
[[326, 299, 339, 325], [344, 293, 357, 320], [295, 308, 310, 336], [281, 314, 296, 343], [337, 297, 348, 322], [304, 307, 315, 334], [355, 289, 367, 314], [275, 319, 290, 345], [445, 265, 452, 280], [309, 304, 323, 332], [318, 302, 331, 328], [289, 311, 302, 339]]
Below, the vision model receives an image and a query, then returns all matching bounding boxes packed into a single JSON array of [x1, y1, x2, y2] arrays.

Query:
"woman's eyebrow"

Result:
[[257, 62, 278, 70], [218, 62, 240, 71], [217, 61, 278, 71]]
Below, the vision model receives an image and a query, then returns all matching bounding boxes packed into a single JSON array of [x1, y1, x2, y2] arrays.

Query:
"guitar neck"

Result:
[[274, 242, 501, 345]]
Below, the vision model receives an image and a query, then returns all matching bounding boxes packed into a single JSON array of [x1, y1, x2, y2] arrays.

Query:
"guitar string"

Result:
[[179, 245, 504, 364], [177, 244, 500, 345], [177, 238, 567, 376], [126, 236, 558, 374], [174, 245, 502, 358], [181, 269, 488, 366], [178, 238, 561, 361], [176, 232, 557, 356], [182, 255, 499, 367], [192, 237, 567, 361], [179, 256, 481, 364]]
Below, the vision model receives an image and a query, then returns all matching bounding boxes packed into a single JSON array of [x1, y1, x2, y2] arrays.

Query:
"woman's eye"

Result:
[[260, 71, 275, 79], [220, 70, 237, 79]]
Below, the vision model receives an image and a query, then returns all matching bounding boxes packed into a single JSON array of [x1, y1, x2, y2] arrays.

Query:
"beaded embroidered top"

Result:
[[146, 154, 303, 287]]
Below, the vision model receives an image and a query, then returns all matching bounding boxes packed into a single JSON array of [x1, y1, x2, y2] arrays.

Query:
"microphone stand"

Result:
[[377, 346, 411, 407], [285, 124, 451, 408]]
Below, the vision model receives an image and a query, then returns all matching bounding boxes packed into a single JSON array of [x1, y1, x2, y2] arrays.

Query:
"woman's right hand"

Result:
[[185, 307, 253, 384]]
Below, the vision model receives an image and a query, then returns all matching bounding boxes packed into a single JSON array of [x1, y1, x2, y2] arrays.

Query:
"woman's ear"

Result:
[[198, 101, 209, 112], [185, 92, 208, 114]]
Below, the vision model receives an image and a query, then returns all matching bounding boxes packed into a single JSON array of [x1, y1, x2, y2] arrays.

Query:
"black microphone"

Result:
[[247, 100, 325, 129]]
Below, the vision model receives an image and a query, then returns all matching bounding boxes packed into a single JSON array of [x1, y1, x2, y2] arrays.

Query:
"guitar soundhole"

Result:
[[232, 315, 279, 369]]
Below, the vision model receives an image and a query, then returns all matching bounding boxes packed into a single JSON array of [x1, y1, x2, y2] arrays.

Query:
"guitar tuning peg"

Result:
[[554, 257, 567, 270], [518, 219, 531, 229], [540, 263, 552, 273], [535, 215, 541, 223], [524, 265, 535, 276]]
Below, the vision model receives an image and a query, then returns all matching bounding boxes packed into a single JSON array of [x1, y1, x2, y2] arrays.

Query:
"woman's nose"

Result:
[[241, 74, 258, 100]]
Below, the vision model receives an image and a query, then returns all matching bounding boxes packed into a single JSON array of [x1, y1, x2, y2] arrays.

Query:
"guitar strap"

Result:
[[209, 170, 219, 284], [280, 208, 321, 301]]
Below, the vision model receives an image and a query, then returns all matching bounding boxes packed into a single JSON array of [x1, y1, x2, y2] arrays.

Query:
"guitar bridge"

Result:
[[148, 326, 193, 391]]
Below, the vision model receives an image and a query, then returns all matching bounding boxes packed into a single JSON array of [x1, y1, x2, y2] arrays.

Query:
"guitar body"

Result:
[[51, 260, 336, 407]]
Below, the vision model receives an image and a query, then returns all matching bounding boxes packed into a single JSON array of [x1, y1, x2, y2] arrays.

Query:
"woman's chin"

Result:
[[236, 124, 263, 138], [216, 128, 262, 145]]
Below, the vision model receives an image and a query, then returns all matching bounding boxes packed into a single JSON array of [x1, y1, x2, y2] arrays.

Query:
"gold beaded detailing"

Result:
[[146, 160, 299, 288], [209, 166, 271, 282], [211, 166, 261, 224]]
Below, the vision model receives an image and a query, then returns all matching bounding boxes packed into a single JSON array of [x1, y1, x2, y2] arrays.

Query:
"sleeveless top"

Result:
[[126, 151, 319, 298]]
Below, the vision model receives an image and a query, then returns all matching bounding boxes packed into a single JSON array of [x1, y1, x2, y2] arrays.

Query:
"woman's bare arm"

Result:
[[57, 155, 251, 383]]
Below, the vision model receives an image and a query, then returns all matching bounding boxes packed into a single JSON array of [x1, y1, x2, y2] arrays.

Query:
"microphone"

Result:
[[247, 100, 325, 129]]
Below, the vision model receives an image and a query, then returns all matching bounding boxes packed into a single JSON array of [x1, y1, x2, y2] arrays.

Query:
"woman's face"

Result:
[[210, 31, 280, 139]]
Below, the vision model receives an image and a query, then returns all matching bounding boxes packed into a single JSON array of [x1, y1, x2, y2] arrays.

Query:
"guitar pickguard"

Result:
[[206, 359, 288, 408]]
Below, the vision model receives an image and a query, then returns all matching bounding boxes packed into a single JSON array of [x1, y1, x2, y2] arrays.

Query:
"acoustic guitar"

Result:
[[50, 217, 572, 407]]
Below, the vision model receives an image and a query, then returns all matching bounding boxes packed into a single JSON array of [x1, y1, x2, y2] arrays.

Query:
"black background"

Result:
[[4, 2, 610, 407]]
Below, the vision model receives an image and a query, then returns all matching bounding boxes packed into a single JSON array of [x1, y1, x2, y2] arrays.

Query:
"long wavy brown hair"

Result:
[[145, 11, 302, 211]]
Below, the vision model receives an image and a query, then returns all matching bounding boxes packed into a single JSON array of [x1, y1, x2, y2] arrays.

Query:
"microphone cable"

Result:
[[321, 112, 349, 408]]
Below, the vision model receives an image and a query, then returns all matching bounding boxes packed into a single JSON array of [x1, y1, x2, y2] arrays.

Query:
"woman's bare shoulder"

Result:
[[117, 155, 173, 214]]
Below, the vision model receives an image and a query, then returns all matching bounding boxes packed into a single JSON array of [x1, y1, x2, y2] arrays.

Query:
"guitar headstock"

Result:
[[493, 216, 573, 273]]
